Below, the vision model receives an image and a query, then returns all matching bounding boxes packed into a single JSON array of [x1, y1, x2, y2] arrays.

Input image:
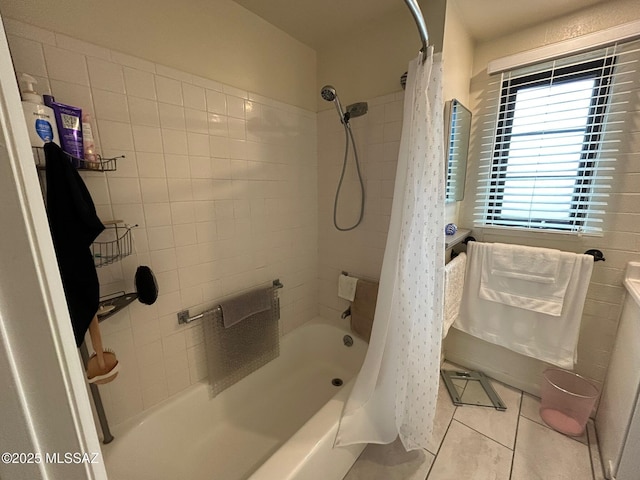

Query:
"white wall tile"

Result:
[[156, 64, 192, 83], [128, 96, 160, 126], [144, 203, 172, 227], [7, 35, 48, 77], [98, 120, 134, 151], [49, 80, 94, 117], [185, 108, 208, 134], [189, 156, 211, 179], [165, 154, 190, 178], [4, 18, 56, 45], [93, 89, 129, 123], [132, 125, 163, 153], [227, 95, 245, 119], [208, 113, 228, 137], [43, 44, 89, 86], [173, 223, 197, 247], [206, 89, 226, 114], [227, 117, 246, 140], [137, 152, 166, 178], [147, 226, 175, 251], [107, 177, 142, 204], [55, 33, 110, 60], [124, 67, 156, 100], [159, 103, 185, 130], [7, 28, 318, 426], [182, 83, 206, 110], [156, 76, 183, 105], [170, 202, 195, 225], [168, 179, 193, 202], [187, 133, 210, 156], [140, 178, 169, 203], [87, 57, 125, 93], [161, 128, 188, 155]]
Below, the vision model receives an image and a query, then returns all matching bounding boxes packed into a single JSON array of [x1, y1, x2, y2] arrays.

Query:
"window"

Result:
[[474, 42, 636, 235]]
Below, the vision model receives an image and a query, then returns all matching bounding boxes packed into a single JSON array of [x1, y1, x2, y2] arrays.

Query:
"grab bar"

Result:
[[177, 279, 284, 325]]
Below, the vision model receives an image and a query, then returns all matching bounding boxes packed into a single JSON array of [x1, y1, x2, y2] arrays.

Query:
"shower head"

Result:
[[321, 85, 337, 102], [321, 84, 346, 124], [346, 102, 368, 120]]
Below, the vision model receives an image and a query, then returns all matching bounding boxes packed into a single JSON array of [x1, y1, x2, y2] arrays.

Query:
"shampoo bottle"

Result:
[[20, 73, 59, 147]]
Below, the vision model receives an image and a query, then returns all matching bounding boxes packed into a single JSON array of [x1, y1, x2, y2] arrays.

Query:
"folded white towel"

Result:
[[454, 241, 593, 368], [338, 275, 358, 302], [443, 253, 466, 339], [490, 242, 560, 283], [480, 243, 572, 316]]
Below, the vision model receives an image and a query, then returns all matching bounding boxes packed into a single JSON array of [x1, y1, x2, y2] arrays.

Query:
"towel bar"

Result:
[[454, 238, 605, 262], [177, 279, 283, 325]]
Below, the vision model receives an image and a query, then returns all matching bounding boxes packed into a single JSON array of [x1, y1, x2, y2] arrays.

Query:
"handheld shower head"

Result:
[[320, 85, 346, 124], [321, 85, 337, 102]]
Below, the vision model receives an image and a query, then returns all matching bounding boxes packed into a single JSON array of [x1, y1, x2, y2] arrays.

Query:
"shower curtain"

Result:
[[335, 48, 444, 451]]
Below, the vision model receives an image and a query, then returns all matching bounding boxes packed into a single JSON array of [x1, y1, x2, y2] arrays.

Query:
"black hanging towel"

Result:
[[45, 142, 105, 347]]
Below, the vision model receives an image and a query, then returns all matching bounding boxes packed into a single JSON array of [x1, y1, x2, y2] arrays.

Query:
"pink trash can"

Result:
[[540, 368, 599, 436]]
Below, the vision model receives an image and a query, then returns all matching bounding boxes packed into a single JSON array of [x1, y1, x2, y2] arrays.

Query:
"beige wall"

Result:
[[442, 0, 474, 225], [448, 0, 640, 395], [0, 0, 317, 111], [316, 0, 446, 113], [442, 0, 473, 105]]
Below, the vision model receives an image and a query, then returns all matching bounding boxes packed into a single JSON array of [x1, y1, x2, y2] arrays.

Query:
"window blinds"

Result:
[[474, 39, 640, 235]]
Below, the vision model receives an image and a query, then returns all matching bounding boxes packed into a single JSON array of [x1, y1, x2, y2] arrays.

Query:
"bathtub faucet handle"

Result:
[[341, 307, 351, 319]]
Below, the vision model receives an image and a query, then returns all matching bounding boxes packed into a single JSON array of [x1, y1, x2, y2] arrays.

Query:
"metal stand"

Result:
[[441, 369, 507, 411], [80, 342, 114, 444]]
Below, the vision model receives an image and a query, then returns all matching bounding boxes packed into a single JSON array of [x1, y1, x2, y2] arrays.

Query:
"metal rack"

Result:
[[92, 221, 136, 268], [33, 146, 123, 172]]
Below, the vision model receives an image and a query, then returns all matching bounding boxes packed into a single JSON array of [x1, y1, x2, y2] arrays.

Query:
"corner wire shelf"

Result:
[[92, 221, 137, 268], [32, 146, 123, 172]]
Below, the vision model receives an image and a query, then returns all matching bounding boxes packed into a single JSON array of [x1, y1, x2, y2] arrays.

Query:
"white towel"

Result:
[[443, 253, 466, 339], [454, 241, 593, 368], [338, 274, 358, 302], [479, 243, 572, 316], [490, 242, 560, 283]]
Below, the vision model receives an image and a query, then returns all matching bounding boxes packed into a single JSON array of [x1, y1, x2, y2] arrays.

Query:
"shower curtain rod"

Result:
[[403, 0, 429, 62]]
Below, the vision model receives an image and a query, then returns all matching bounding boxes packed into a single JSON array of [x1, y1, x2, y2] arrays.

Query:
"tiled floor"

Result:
[[344, 363, 600, 480]]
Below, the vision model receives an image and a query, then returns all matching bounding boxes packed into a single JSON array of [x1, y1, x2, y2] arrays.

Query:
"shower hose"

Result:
[[334, 122, 365, 231]]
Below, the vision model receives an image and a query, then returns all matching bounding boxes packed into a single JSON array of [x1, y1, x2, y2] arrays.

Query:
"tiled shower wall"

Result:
[[317, 92, 404, 320], [5, 19, 318, 425]]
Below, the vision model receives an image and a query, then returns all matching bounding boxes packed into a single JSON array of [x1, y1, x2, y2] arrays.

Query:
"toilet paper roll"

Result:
[[338, 275, 358, 302]]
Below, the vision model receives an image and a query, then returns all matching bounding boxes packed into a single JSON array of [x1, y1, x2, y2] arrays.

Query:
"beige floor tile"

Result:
[[520, 393, 588, 445], [344, 437, 435, 480], [511, 417, 593, 480], [427, 420, 512, 480], [453, 380, 522, 449]]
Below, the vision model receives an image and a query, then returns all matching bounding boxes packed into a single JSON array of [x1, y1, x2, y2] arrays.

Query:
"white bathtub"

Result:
[[102, 317, 367, 480]]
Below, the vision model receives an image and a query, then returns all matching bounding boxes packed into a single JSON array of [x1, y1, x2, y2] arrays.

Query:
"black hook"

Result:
[[584, 249, 605, 262], [462, 236, 476, 245]]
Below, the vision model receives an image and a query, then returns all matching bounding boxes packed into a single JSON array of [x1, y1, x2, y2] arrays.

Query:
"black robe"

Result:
[[45, 143, 104, 347]]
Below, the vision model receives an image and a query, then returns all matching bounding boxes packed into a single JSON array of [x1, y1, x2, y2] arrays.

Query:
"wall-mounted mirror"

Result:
[[445, 99, 471, 202]]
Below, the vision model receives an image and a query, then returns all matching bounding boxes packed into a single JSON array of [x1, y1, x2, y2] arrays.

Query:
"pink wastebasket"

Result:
[[540, 368, 599, 436]]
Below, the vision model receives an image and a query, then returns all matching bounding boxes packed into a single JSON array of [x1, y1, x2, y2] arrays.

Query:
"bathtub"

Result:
[[102, 317, 367, 480]]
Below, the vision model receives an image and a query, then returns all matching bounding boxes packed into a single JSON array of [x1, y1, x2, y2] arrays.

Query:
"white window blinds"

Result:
[[475, 39, 639, 235]]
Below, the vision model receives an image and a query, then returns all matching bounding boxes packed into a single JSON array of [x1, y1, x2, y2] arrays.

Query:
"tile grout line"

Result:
[[508, 393, 524, 480], [451, 413, 517, 451], [424, 403, 457, 479]]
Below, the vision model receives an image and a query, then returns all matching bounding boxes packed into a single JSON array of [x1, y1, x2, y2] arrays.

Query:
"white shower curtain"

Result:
[[335, 48, 445, 451]]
